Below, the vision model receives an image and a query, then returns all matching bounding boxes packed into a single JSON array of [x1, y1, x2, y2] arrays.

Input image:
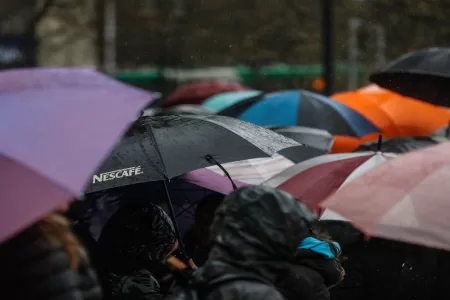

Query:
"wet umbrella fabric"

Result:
[[321, 142, 450, 251], [219, 90, 380, 137], [370, 47, 450, 106], [0, 67, 155, 244], [269, 126, 333, 162], [163, 80, 249, 107], [355, 136, 447, 153], [202, 90, 262, 112], [263, 152, 396, 215], [85, 115, 300, 193]]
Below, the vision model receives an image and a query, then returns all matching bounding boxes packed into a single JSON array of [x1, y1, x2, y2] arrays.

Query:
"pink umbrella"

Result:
[[0, 67, 155, 243], [321, 142, 450, 251]]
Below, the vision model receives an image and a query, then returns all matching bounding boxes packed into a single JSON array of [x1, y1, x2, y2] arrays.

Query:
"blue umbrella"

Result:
[[219, 90, 380, 137], [202, 90, 262, 112]]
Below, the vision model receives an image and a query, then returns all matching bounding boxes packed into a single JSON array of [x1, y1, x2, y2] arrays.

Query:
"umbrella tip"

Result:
[[377, 134, 383, 151]]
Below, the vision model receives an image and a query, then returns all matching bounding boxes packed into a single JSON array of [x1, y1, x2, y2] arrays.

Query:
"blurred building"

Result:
[[36, 0, 98, 67], [0, 1, 34, 69], [0, 0, 98, 68]]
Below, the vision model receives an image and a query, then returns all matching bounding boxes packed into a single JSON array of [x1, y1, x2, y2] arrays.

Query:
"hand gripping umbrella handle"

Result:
[[205, 154, 238, 190]]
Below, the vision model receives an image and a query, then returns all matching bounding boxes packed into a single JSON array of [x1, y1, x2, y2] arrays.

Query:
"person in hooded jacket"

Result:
[[166, 185, 317, 300], [98, 203, 178, 300], [275, 230, 345, 300]]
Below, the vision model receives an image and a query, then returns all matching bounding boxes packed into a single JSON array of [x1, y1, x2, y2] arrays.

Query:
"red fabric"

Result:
[[163, 81, 248, 107], [278, 155, 371, 215], [321, 142, 450, 251]]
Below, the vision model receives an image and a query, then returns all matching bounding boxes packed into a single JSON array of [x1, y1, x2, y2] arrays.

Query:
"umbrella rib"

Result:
[[144, 124, 169, 179]]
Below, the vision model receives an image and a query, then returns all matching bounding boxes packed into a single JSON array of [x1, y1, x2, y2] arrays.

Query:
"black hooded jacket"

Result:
[[167, 185, 317, 300], [98, 203, 177, 300], [275, 247, 344, 300]]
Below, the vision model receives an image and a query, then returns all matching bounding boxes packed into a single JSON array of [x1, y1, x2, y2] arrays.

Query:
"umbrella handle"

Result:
[[163, 180, 188, 259], [205, 154, 238, 190]]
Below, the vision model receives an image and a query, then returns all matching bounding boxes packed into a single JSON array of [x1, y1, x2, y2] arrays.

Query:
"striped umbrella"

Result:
[[207, 154, 294, 185], [263, 152, 397, 215]]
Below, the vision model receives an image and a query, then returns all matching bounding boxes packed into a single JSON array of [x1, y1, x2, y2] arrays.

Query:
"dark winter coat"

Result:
[[166, 185, 317, 300], [320, 220, 441, 300], [0, 224, 101, 300], [276, 245, 344, 300], [98, 203, 177, 300]]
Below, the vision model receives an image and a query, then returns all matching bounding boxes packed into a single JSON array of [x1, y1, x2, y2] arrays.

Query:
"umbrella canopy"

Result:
[[219, 90, 380, 137], [154, 104, 214, 116], [355, 136, 448, 153], [163, 80, 249, 107], [369, 47, 450, 107], [207, 154, 294, 185], [269, 126, 334, 152], [263, 152, 396, 215], [202, 90, 262, 112], [267, 126, 332, 163], [85, 115, 300, 193], [331, 85, 450, 152], [0, 67, 155, 243], [321, 142, 450, 251]]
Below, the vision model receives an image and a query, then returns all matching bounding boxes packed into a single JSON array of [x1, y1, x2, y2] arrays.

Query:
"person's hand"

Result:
[[188, 258, 198, 269]]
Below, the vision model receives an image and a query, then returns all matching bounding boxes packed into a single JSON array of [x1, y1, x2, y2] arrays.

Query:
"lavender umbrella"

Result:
[[0, 67, 155, 244]]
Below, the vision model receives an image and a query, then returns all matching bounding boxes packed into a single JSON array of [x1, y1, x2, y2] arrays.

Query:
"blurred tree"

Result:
[[116, 0, 364, 68], [368, 0, 450, 59]]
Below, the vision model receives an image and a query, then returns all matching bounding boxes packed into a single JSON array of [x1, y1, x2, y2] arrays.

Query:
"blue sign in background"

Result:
[[0, 35, 30, 68]]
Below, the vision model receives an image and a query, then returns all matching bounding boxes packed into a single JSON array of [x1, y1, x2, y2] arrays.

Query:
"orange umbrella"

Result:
[[331, 85, 450, 152]]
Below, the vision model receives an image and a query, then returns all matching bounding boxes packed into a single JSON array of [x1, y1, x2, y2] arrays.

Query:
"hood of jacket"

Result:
[[99, 203, 176, 274], [197, 186, 317, 283]]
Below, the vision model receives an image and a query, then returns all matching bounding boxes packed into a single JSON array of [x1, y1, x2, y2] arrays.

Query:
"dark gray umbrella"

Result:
[[268, 126, 333, 163], [86, 115, 301, 193], [370, 47, 450, 106]]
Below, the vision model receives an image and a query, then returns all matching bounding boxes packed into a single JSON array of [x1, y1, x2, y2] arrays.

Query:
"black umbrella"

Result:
[[86, 115, 301, 193], [354, 136, 448, 153], [370, 47, 450, 106], [85, 115, 301, 256], [267, 126, 333, 163], [154, 104, 215, 116]]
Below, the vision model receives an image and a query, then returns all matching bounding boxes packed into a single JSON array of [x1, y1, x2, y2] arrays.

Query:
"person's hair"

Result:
[[311, 228, 345, 282], [35, 213, 82, 270]]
